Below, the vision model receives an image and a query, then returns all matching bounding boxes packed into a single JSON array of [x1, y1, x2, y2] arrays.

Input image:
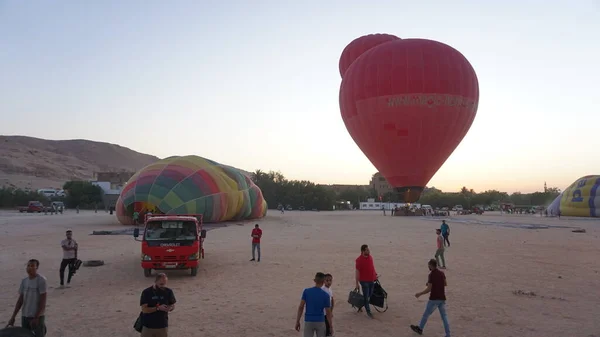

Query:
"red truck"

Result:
[[133, 214, 206, 277], [18, 201, 51, 213]]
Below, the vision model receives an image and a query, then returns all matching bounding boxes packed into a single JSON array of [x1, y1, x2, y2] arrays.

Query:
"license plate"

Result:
[[164, 263, 177, 268]]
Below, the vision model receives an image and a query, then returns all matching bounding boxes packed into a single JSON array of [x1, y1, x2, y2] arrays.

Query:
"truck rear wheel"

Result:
[[144, 268, 152, 277], [190, 267, 198, 276]]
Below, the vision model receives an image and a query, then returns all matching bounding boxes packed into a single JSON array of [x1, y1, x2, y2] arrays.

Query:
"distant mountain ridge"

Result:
[[0, 135, 160, 190]]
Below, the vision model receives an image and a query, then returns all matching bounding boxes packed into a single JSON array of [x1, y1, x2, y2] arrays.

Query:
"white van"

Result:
[[37, 189, 57, 198]]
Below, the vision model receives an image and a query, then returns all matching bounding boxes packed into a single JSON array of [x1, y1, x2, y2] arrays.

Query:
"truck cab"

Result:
[[133, 214, 207, 277]]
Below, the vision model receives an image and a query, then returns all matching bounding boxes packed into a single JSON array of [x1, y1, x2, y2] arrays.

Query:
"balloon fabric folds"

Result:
[[339, 36, 480, 202], [547, 175, 600, 217], [116, 155, 267, 225]]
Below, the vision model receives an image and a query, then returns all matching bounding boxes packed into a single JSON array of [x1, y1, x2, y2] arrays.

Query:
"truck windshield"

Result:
[[144, 220, 197, 241]]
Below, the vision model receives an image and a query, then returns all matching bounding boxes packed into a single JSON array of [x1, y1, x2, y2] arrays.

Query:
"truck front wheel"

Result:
[[190, 267, 198, 276], [144, 268, 152, 277]]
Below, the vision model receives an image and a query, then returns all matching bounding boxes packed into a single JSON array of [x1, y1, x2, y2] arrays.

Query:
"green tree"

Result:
[[62, 181, 103, 209], [0, 187, 49, 208], [251, 170, 337, 210]]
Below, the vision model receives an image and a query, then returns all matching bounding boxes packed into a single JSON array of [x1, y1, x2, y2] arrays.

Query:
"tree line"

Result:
[[252, 170, 562, 210], [0, 171, 562, 212], [0, 181, 103, 209]]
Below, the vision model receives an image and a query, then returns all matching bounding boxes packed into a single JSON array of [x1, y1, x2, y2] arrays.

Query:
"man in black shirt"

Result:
[[410, 259, 450, 337], [140, 273, 176, 337]]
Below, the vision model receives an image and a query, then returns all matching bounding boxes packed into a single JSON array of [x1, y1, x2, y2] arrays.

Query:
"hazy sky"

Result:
[[1, 1, 598, 193]]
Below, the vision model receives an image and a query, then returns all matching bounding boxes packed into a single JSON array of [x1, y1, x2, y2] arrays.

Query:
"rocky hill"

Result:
[[0, 136, 160, 190]]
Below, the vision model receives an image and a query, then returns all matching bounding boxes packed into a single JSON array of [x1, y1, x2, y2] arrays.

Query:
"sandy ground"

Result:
[[0, 210, 599, 337]]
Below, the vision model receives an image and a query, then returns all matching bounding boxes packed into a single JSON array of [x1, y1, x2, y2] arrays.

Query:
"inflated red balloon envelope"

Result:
[[339, 38, 479, 202]]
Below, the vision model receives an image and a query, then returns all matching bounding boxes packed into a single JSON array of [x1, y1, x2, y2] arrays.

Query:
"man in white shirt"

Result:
[[60, 230, 78, 288], [322, 273, 335, 336]]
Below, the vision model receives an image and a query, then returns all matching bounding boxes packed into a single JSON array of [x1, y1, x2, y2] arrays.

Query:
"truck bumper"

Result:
[[142, 260, 199, 270]]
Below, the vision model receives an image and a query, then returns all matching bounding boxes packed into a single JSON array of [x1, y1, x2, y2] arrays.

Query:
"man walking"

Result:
[[140, 273, 176, 337], [434, 229, 446, 269], [355, 244, 378, 318], [295, 272, 333, 337], [8, 259, 48, 337], [410, 259, 450, 337], [321, 274, 335, 336], [440, 220, 450, 247], [60, 229, 78, 288], [250, 224, 262, 262]]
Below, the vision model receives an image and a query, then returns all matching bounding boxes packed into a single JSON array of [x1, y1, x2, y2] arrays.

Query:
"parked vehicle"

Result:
[[18, 201, 51, 213], [133, 214, 206, 277]]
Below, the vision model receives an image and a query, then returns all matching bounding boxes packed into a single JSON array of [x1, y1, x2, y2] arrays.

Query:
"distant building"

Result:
[[329, 184, 370, 194], [91, 171, 135, 209], [370, 172, 393, 197]]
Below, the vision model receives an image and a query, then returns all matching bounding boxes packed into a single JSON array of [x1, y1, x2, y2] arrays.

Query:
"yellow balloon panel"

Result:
[[551, 175, 600, 217]]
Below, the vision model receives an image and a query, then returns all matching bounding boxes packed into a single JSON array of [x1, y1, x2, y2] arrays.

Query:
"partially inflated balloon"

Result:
[[339, 38, 479, 202], [547, 175, 600, 217], [116, 155, 267, 224], [338, 33, 399, 78]]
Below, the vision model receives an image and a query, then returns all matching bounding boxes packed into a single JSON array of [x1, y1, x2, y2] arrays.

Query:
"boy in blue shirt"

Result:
[[295, 272, 333, 337], [441, 221, 450, 247]]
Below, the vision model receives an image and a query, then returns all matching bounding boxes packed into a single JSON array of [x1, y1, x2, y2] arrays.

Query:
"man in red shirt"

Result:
[[410, 259, 450, 337], [250, 224, 262, 262], [355, 244, 378, 318]]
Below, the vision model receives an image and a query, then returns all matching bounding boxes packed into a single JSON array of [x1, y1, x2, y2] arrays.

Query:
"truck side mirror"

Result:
[[133, 228, 139, 238], [200, 229, 206, 239]]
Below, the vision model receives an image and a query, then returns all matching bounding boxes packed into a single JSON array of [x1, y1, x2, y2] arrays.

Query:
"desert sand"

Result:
[[0, 210, 599, 337]]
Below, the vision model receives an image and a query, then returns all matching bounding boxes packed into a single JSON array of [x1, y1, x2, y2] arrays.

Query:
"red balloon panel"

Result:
[[338, 34, 399, 78]]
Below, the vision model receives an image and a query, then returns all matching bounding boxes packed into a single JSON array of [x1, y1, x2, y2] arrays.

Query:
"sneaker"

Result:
[[410, 325, 423, 335], [66, 283, 71, 288], [59, 284, 65, 289], [367, 312, 374, 319], [250, 258, 255, 261]]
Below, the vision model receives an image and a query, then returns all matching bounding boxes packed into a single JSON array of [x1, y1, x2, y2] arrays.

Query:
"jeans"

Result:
[[60, 258, 76, 285], [419, 300, 450, 337], [360, 281, 374, 313], [252, 243, 261, 260], [303, 321, 325, 337], [443, 233, 450, 246], [435, 248, 446, 267]]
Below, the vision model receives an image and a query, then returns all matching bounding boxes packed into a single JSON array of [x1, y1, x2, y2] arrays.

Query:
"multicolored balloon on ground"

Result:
[[116, 155, 267, 225], [339, 35, 479, 202], [547, 175, 600, 217]]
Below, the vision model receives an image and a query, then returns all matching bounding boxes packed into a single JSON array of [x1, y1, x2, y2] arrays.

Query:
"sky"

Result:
[[1, 1, 599, 193]]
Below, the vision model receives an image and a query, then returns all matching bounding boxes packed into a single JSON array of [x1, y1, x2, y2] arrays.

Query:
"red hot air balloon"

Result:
[[339, 38, 479, 202], [338, 33, 400, 78]]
